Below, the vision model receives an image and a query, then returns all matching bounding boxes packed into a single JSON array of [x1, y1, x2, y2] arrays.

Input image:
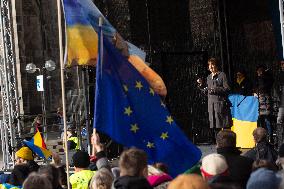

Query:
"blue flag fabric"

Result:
[[94, 32, 201, 177]]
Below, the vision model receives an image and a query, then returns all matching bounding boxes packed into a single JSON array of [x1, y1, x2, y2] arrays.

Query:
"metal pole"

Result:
[[11, 0, 22, 137], [82, 69, 91, 153], [56, 1, 70, 188], [279, 0, 284, 59]]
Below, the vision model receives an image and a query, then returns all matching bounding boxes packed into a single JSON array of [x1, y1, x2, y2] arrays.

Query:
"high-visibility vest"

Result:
[[70, 170, 95, 189], [68, 137, 79, 150]]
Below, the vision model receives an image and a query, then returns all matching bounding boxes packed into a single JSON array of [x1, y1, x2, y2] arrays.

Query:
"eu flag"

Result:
[[94, 32, 201, 177]]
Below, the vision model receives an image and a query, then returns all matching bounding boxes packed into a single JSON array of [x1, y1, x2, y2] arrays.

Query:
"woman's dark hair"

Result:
[[9, 164, 31, 186], [208, 58, 219, 68], [38, 165, 62, 189]]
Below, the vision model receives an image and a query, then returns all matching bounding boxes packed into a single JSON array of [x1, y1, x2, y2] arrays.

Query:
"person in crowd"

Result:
[[200, 153, 229, 181], [152, 163, 169, 175], [51, 152, 67, 188], [113, 148, 153, 189], [15, 146, 39, 172], [253, 64, 274, 142], [233, 68, 253, 96], [23, 172, 52, 189], [38, 165, 63, 189], [243, 127, 278, 163], [0, 164, 31, 189], [197, 58, 231, 142], [66, 127, 79, 150], [32, 115, 43, 134], [216, 130, 253, 188], [89, 168, 114, 189], [147, 165, 172, 189], [168, 174, 210, 189], [246, 168, 281, 189], [276, 61, 284, 146], [251, 159, 277, 172], [200, 153, 241, 189], [70, 150, 94, 189]]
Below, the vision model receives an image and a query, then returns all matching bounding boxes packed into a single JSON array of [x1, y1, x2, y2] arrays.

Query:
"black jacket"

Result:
[[243, 141, 278, 163], [113, 176, 153, 189], [233, 78, 253, 96], [217, 147, 253, 188]]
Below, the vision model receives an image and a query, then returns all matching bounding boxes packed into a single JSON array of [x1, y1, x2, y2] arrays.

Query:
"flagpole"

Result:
[[92, 17, 103, 156], [56, 1, 70, 189]]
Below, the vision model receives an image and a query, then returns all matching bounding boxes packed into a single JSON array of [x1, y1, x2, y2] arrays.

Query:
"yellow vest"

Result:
[[68, 137, 79, 150], [70, 170, 95, 189]]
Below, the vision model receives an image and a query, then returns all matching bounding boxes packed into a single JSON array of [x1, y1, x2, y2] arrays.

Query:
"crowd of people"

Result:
[[2, 129, 284, 189]]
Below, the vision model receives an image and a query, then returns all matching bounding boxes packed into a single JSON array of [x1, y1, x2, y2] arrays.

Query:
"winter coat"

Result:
[[113, 176, 153, 189], [206, 72, 231, 128], [243, 141, 278, 163], [217, 147, 253, 188]]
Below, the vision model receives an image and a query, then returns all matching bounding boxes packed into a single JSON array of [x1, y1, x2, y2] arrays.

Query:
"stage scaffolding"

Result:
[[0, 0, 22, 169]]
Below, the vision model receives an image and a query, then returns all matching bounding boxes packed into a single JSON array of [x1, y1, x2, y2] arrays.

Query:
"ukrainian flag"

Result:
[[62, 0, 167, 96], [23, 130, 52, 159], [229, 95, 259, 148]]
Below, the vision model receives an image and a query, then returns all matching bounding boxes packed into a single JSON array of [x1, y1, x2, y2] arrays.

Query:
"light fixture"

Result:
[[25, 63, 37, 73], [45, 60, 56, 71]]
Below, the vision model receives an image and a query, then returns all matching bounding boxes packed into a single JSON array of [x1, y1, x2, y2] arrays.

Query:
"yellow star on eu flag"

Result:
[[160, 132, 169, 140], [123, 84, 128, 92], [124, 106, 133, 116], [149, 88, 155, 96], [147, 142, 155, 148], [161, 101, 166, 108], [166, 116, 174, 125], [135, 81, 143, 90], [130, 124, 139, 133]]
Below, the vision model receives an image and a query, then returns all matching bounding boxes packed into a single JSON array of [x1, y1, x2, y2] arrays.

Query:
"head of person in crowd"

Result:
[[216, 130, 236, 148], [208, 58, 219, 74], [256, 64, 266, 77], [15, 147, 34, 164], [246, 168, 281, 189], [23, 173, 52, 189], [152, 162, 169, 174], [252, 159, 277, 172], [72, 150, 90, 172], [119, 147, 148, 177], [8, 164, 31, 187], [38, 165, 62, 189], [147, 165, 172, 188], [252, 127, 267, 144], [89, 168, 114, 189], [168, 174, 210, 189], [200, 153, 229, 180], [236, 69, 246, 83]]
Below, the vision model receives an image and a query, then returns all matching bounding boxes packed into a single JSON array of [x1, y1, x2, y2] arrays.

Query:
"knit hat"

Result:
[[168, 174, 210, 189], [201, 153, 228, 178], [15, 147, 34, 161], [72, 150, 90, 168], [246, 168, 281, 189], [279, 143, 284, 157]]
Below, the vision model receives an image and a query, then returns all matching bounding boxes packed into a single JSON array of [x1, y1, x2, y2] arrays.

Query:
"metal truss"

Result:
[[0, 0, 21, 169]]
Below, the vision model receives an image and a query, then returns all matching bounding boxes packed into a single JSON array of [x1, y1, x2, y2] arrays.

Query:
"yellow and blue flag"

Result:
[[93, 26, 201, 177], [23, 130, 52, 159], [62, 0, 167, 96], [229, 95, 259, 148], [62, 0, 145, 66]]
